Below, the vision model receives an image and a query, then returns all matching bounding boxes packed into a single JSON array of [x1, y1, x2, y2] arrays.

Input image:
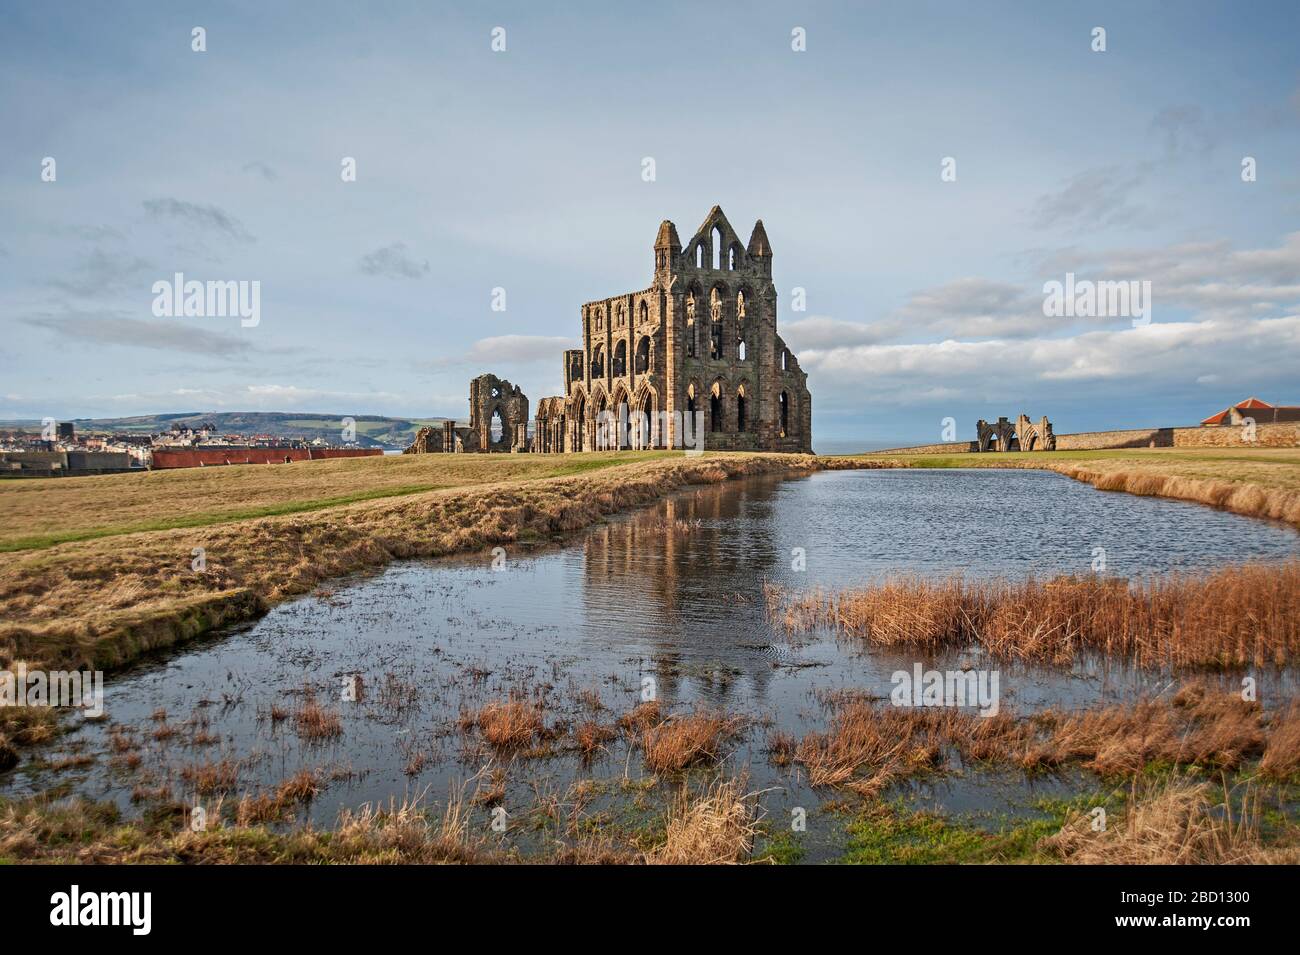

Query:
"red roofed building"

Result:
[[1201, 397, 1300, 426]]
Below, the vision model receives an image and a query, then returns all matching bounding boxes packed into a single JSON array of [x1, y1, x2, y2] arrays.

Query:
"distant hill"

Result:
[[0, 412, 455, 450]]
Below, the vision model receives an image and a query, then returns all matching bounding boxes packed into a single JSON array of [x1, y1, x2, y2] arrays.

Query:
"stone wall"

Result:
[[863, 422, 1299, 456]]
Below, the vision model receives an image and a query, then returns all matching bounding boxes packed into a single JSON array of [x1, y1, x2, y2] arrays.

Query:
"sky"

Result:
[[2, 0, 1299, 449]]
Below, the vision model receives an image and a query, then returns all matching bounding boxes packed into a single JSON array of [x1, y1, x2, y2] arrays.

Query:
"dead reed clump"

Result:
[[617, 700, 662, 735], [645, 777, 759, 865], [765, 730, 797, 767], [233, 770, 320, 826], [180, 757, 240, 795], [1026, 690, 1267, 775], [276, 769, 321, 804], [1039, 777, 1297, 864], [780, 561, 1300, 669], [1260, 701, 1300, 780], [470, 700, 545, 749], [293, 692, 343, 741], [471, 766, 507, 806], [794, 702, 958, 792], [574, 720, 616, 759], [335, 787, 485, 864], [640, 710, 745, 774]]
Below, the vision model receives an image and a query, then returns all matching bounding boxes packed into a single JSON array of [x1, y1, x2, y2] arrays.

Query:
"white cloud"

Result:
[[465, 334, 574, 365]]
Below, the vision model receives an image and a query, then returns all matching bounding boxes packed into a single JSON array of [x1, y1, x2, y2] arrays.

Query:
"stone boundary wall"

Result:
[[862, 423, 1299, 456], [151, 447, 382, 469]]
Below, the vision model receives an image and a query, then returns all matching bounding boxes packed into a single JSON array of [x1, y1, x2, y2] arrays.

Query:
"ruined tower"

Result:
[[533, 206, 812, 453]]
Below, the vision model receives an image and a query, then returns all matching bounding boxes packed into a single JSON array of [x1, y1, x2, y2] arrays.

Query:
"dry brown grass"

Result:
[[1026, 691, 1266, 774], [0, 453, 814, 673], [640, 709, 745, 774], [574, 720, 616, 758], [618, 700, 662, 735], [788, 683, 1296, 791], [333, 789, 484, 865], [644, 777, 759, 865], [293, 693, 343, 741], [465, 700, 545, 749], [774, 561, 1300, 668], [233, 770, 321, 825], [1260, 701, 1300, 779], [1040, 776, 1300, 864], [794, 703, 954, 794], [180, 757, 240, 795], [765, 730, 797, 767]]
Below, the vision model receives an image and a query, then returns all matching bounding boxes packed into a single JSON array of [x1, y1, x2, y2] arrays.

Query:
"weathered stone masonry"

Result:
[[533, 206, 812, 453], [404, 373, 530, 454]]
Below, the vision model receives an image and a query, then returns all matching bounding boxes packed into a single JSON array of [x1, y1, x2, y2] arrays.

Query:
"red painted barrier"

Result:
[[150, 448, 383, 469]]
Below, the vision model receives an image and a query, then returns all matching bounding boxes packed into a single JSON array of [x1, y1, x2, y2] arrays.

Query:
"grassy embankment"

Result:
[[0, 451, 815, 674]]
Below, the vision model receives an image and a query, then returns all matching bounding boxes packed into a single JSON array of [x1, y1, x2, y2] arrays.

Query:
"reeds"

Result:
[[1259, 701, 1300, 779], [1039, 776, 1298, 864], [786, 684, 1294, 790], [464, 700, 545, 749], [772, 561, 1300, 668], [293, 692, 343, 741], [645, 777, 759, 865], [640, 710, 745, 774]]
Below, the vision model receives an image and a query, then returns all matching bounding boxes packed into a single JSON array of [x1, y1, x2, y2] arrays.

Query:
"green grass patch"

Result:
[[836, 791, 1122, 865]]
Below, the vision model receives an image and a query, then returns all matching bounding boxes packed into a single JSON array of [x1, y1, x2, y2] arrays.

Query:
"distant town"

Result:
[[0, 420, 381, 477]]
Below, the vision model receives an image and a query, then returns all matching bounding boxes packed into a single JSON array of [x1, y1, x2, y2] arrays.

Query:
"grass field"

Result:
[[0, 451, 677, 553]]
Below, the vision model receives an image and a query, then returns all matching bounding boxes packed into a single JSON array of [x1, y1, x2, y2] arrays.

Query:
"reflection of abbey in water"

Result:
[[405, 206, 813, 455], [535, 206, 812, 453]]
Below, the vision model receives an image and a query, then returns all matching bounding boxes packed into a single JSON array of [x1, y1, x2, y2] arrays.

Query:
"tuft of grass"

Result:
[[645, 777, 759, 864], [574, 720, 616, 759], [640, 710, 745, 774], [293, 692, 343, 741], [180, 757, 240, 795], [467, 700, 545, 750]]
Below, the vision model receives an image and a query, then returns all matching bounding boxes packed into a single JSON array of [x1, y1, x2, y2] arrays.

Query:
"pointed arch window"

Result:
[[686, 293, 697, 358]]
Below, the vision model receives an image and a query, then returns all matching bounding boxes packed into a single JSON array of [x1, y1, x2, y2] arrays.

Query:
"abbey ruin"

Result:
[[975, 415, 1055, 452], [408, 207, 813, 455], [534, 206, 811, 453], [404, 373, 530, 454]]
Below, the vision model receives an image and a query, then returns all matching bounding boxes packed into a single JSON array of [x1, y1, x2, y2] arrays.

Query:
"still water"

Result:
[[7, 469, 1298, 858]]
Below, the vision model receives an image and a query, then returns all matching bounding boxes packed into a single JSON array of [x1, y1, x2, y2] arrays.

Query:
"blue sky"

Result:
[[2, 0, 1298, 448]]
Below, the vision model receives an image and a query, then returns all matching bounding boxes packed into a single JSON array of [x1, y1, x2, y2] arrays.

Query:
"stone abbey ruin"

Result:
[[975, 415, 1056, 452], [407, 207, 813, 455], [405, 374, 530, 454]]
